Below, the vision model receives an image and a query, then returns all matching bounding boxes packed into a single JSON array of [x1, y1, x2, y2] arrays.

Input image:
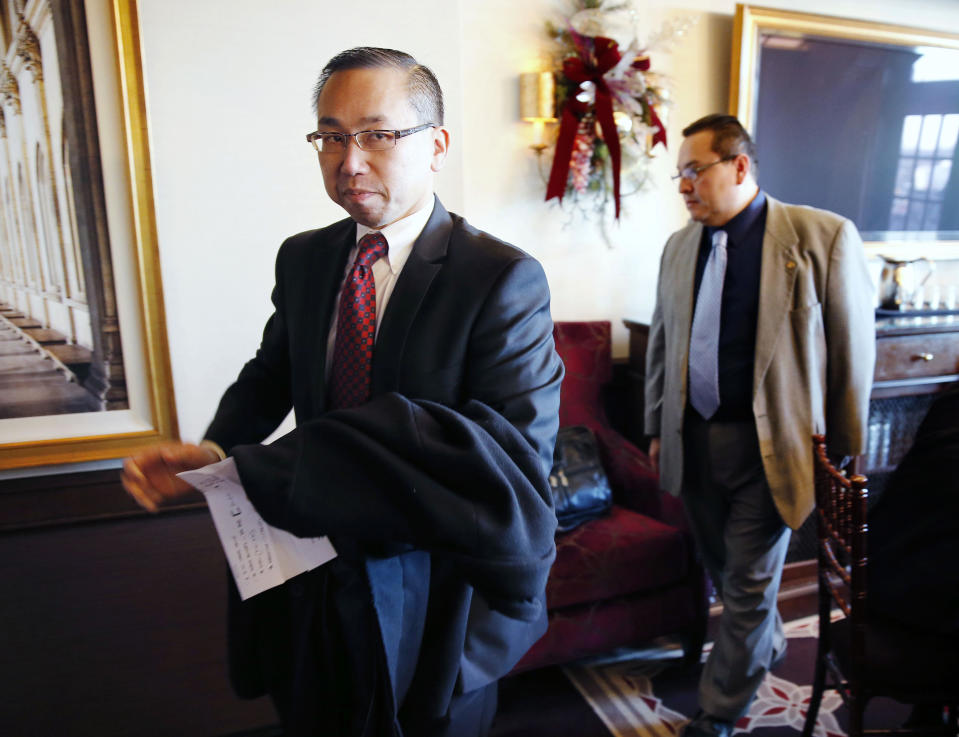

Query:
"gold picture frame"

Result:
[[0, 0, 177, 469], [730, 4, 959, 258]]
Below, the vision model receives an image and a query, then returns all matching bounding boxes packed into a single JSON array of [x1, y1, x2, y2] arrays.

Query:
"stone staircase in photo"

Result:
[[0, 302, 100, 419]]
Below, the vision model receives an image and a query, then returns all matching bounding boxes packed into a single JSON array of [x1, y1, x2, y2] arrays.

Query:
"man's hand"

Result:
[[648, 436, 661, 474], [121, 442, 220, 512]]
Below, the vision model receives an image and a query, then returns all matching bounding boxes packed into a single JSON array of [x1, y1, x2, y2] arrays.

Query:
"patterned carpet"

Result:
[[493, 614, 911, 737]]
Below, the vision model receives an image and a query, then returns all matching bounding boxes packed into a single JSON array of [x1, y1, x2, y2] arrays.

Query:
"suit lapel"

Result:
[[753, 196, 800, 393], [310, 222, 355, 416], [372, 197, 452, 393]]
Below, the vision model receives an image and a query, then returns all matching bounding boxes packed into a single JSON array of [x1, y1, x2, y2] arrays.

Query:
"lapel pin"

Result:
[[786, 260, 796, 270]]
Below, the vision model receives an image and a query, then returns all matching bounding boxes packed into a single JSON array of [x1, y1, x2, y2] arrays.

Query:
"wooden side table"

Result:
[[621, 319, 650, 450], [622, 314, 959, 562], [866, 314, 959, 482]]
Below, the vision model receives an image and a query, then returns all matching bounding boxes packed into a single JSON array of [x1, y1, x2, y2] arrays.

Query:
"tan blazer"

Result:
[[645, 195, 875, 530]]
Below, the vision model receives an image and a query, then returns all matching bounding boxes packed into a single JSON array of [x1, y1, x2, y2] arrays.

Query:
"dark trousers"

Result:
[[407, 682, 499, 737], [269, 562, 499, 737], [682, 411, 791, 720], [270, 562, 388, 737]]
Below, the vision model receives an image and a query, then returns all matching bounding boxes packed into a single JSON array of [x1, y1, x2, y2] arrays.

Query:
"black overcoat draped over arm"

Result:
[[203, 198, 564, 720]]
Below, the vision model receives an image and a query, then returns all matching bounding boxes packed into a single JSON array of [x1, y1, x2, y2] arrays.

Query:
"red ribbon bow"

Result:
[[633, 56, 668, 150], [546, 36, 624, 219]]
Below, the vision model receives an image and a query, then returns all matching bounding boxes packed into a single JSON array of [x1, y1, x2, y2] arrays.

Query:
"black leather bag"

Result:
[[549, 425, 613, 533]]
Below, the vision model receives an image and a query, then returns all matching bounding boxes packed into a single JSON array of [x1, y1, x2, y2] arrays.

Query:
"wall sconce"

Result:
[[520, 72, 556, 154]]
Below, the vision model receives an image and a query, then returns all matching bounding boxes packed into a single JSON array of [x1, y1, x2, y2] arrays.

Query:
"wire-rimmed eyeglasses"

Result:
[[670, 155, 737, 182], [306, 123, 437, 153]]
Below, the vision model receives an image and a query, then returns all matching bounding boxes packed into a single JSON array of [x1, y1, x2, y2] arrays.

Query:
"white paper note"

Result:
[[178, 458, 337, 600]]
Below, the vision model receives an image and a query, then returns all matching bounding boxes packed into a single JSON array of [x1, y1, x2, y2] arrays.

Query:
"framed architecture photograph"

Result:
[[0, 0, 176, 469], [730, 4, 959, 258]]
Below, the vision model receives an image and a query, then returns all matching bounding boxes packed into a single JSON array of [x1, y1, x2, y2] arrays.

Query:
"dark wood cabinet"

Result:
[[623, 315, 959, 447], [622, 315, 959, 563], [872, 317, 959, 394], [621, 319, 651, 449], [865, 316, 959, 481], [873, 330, 958, 389]]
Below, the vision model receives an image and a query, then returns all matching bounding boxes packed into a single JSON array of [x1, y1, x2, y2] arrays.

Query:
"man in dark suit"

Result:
[[122, 47, 563, 737]]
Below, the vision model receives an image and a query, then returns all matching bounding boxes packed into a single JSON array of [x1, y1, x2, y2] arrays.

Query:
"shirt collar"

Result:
[[355, 197, 435, 275], [710, 189, 766, 246]]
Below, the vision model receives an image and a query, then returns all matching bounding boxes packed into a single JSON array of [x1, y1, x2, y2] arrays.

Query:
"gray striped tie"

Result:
[[688, 229, 728, 419]]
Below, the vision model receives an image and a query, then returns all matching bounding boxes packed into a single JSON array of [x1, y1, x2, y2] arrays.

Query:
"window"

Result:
[[889, 113, 958, 232]]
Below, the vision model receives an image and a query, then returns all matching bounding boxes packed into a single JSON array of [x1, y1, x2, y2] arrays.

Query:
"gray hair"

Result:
[[312, 47, 444, 125]]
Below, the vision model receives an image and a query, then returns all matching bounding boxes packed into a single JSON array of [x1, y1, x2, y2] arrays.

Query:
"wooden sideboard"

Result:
[[872, 314, 959, 395], [866, 314, 959, 482], [623, 315, 959, 561], [623, 315, 959, 440], [621, 318, 652, 450]]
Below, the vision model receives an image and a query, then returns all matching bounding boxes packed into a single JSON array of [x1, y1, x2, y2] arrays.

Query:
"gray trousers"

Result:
[[682, 412, 791, 721]]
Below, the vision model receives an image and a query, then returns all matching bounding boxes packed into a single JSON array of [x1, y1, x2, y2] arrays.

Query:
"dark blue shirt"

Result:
[[693, 190, 767, 421]]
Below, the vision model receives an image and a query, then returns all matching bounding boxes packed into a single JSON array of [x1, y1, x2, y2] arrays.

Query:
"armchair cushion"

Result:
[[548, 506, 691, 610], [593, 426, 662, 519]]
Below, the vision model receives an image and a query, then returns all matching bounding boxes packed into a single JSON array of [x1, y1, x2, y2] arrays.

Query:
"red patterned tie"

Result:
[[329, 232, 388, 409]]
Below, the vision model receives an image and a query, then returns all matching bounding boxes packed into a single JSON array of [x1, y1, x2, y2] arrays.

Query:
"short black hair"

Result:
[[683, 113, 758, 177], [312, 47, 444, 125]]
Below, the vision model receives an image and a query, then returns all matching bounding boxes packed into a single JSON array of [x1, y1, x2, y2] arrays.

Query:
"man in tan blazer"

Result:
[[645, 114, 875, 737]]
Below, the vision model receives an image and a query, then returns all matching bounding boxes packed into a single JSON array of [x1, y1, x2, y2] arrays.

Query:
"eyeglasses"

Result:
[[670, 155, 737, 182], [306, 123, 437, 153]]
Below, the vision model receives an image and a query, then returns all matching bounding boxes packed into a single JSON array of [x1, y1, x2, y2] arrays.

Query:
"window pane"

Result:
[[906, 200, 926, 231], [938, 114, 959, 158], [894, 157, 915, 197], [919, 115, 942, 156], [901, 115, 922, 155], [888, 197, 909, 231], [930, 159, 952, 197], [912, 46, 959, 83], [913, 159, 933, 192], [924, 202, 942, 230]]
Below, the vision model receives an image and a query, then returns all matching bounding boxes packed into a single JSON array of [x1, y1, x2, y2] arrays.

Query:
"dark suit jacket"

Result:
[[204, 198, 563, 724]]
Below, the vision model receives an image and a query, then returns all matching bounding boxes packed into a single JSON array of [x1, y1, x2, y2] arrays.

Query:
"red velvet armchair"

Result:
[[512, 321, 707, 672]]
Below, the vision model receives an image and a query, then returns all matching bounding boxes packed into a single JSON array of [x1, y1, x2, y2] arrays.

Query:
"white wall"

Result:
[[459, 0, 959, 353], [137, 0, 465, 441], [137, 0, 959, 443]]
